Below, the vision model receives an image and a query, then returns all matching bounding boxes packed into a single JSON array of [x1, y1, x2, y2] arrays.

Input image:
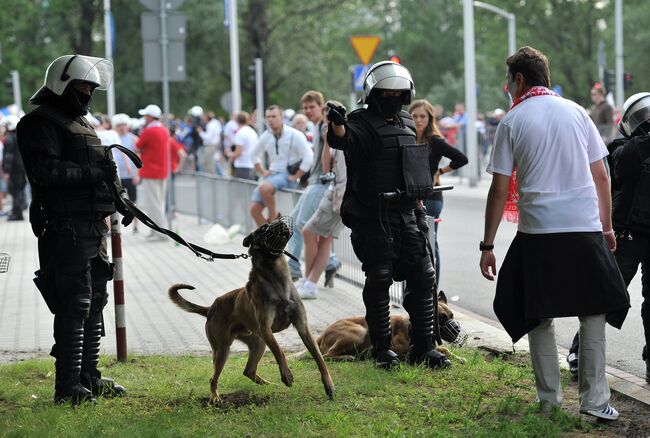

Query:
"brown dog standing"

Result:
[[169, 218, 334, 403], [317, 291, 465, 363]]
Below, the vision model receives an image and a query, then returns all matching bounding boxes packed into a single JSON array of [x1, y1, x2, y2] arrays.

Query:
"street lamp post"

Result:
[[103, 0, 115, 117], [461, 1, 517, 187], [473, 1, 516, 55], [227, 0, 242, 113], [615, 0, 624, 109], [463, 0, 479, 187]]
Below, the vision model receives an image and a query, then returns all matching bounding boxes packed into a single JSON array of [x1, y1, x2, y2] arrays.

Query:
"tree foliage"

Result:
[[0, 0, 645, 118]]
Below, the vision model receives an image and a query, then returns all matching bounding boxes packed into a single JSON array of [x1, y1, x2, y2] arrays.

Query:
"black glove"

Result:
[[121, 211, 134, 227], [326, 102, 347, 126], [415, 206, 429, 234], [115, 189, 134, 227]]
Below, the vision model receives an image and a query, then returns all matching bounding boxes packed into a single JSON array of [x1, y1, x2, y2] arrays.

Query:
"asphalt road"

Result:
[[437, 181, 646, 380]]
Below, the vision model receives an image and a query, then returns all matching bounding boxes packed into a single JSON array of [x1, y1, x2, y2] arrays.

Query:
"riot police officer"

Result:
[[17, 55, 132, 404], [567, 92, 650, 382], [326, 61, 450, 369]]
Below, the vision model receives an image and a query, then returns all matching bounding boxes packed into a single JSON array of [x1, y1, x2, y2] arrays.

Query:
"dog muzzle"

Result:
[[261, 216, 294, 256], [440, 319, 468, 347]]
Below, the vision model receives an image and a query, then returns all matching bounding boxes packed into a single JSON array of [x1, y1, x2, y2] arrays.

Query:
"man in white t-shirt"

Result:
[[479, 46, 629, 421], [198, 112, 223, 175], [249, 105, 313, 226], [228, 111, 257, 180]]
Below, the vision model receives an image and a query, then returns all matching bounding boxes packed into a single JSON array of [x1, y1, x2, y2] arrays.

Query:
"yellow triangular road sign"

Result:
[[350, 36, 381, 65]]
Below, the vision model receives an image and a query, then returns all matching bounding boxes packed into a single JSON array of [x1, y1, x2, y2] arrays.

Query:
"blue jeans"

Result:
[[251, 172, 299, 205], [287, 183, 339, 277], [424, 198, 443, 282]]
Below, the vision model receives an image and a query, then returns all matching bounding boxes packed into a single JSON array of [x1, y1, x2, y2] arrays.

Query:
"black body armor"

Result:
[[347, 109, 431, 211], [21, 105, 116, 219]]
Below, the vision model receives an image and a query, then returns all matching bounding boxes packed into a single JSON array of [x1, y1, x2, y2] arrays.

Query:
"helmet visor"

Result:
[[623, 101, 650, 136], [75, 56, 113, 91]]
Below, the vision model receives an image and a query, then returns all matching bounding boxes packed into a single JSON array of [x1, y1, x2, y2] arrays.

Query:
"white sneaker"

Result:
[[298, 281, 318, 300], [293, 278, 306, 290], [580, 404, 619, 421]]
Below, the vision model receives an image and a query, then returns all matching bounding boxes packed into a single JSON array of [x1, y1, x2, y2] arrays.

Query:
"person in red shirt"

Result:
[[135, 104, 170, 239]]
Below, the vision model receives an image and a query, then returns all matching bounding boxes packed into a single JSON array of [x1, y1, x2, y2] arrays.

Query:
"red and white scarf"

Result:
[[502, 86, 560, 223]]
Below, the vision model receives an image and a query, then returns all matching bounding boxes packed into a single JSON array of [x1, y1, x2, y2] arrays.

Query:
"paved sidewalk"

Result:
[[1, 210, 649, 406]]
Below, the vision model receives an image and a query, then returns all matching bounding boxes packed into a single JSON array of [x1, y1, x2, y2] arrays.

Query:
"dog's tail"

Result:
[[168, 284, 209, 317]]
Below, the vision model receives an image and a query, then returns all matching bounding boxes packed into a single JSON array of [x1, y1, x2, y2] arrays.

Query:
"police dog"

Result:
[[317, 291, 467, 363], [169, 217, 334, 403]]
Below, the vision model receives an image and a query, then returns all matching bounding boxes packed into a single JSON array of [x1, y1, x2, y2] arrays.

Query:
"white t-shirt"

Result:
[[249, 125, 314, 174], [232, 125, 258, 169], [223, 119, 238, 150], [199, 118, 222, 147], [487, 95, 607, 234]]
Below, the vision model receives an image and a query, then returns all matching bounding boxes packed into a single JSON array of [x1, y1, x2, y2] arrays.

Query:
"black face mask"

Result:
[[379, 95, 404, 116], [61, 86, 93, 118], [369, 94, 404, 117]]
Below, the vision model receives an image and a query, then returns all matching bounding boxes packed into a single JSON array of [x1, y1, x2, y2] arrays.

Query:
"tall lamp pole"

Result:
[[463, 0, 479, 187], [103, 0, 116, 117], [227, 0, 242, 113], [615, 0, 624, 109], [473, 1, 516, 55]]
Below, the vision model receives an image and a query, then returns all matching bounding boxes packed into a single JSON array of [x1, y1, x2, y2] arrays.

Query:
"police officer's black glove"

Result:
[[415, 206, 429, 234], [326, 102, 347, 126], [115, 189, 134, 227], [121, 211, 134, 227]]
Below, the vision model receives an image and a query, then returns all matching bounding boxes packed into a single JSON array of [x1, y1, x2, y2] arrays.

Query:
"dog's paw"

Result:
[[323, 380, 335, 400], [208, 394, 223, 405], [281, 370, 294, 387]]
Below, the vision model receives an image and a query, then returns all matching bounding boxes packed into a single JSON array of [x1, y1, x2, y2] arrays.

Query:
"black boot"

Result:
[[404, 288, 451, 369], [366, 297, 399, 370], [52, 316, 96, 405], [80, 312, 126, 397], [362, 266, 400, 369], [567, 332, 580, 378], [642, 346, 650, 384]]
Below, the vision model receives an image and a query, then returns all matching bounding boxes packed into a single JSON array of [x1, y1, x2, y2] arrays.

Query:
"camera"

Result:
[[319, 172, 335, 184]]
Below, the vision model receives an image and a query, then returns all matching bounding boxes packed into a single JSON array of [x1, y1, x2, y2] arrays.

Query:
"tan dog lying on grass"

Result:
[[317, 291, 467, 364], [169, 217, 334, 403]]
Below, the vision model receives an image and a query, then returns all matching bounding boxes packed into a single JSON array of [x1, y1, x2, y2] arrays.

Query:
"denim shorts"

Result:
[[251, 172, 298, 204]]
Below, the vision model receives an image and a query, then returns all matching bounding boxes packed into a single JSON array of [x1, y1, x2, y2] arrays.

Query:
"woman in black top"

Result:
[[409, 99, 468, 283]]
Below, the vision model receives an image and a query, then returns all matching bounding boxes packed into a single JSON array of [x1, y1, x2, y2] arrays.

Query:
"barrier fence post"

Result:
[[110, 213, 128, 362]]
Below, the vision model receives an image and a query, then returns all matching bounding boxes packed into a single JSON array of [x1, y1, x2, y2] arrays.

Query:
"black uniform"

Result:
[[569, 134, 650, 379], [17, 87, 127, 403], [328, 107, 448, 369], [1, 129, 26, 220]]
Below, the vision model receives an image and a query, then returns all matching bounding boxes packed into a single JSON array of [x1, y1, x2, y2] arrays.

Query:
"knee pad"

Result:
[[60, 294, 91, 319], [364, 265, 393, 293], [405, 259, 436, 292]]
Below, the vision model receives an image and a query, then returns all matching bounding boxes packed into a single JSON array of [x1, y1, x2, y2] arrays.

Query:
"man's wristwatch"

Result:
[[479, 241, 494, 251], [438, 167, 445, 175]]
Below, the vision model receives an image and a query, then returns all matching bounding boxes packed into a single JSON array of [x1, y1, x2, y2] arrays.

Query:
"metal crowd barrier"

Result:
[[172, 172, 407, 304]]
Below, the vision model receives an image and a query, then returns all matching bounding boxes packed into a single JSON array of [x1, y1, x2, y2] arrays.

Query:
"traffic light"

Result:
[[604, 70, 614, 93], [386, 49, 400, 64], [624, 72, 633, 90]]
